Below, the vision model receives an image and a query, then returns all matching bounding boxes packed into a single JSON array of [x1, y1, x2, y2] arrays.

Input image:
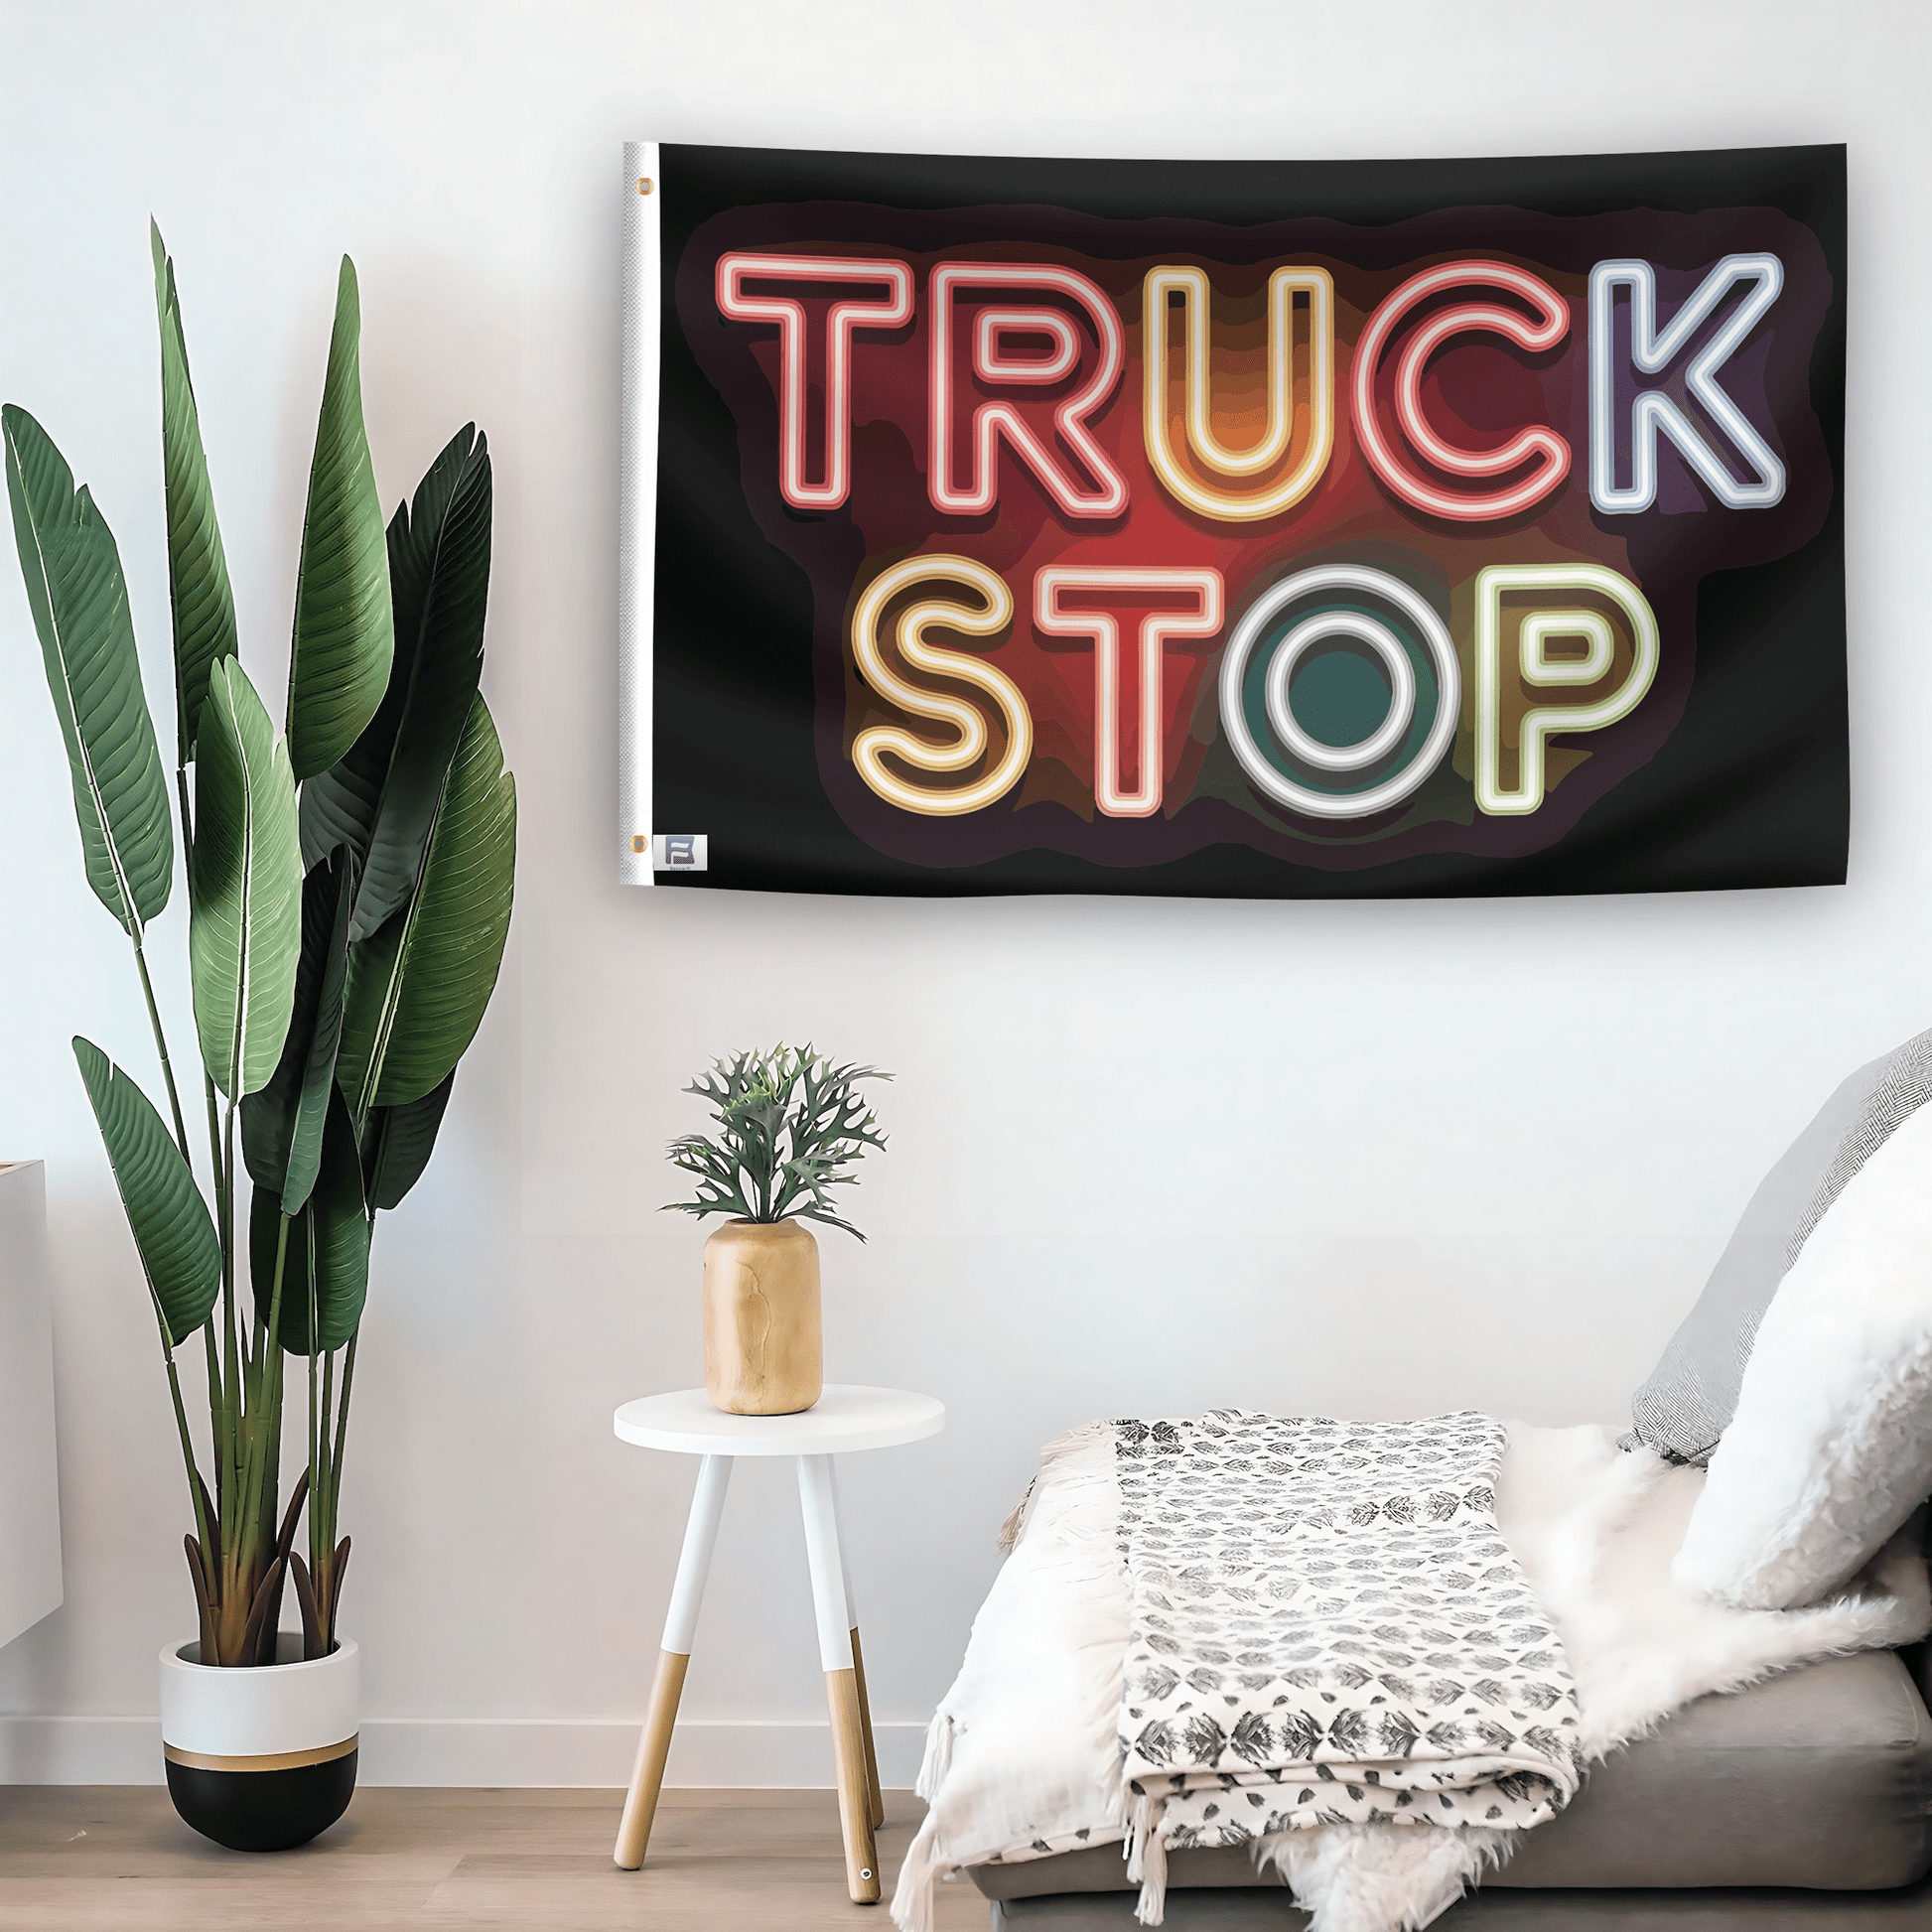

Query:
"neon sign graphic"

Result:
[[659, 148, 1842, 890]]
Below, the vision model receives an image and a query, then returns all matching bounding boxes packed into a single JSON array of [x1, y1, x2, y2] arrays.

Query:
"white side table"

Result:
[[611, 1384, 944, 1902]]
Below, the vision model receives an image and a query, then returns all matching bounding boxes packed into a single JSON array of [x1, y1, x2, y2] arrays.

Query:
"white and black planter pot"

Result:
[[159, 1634, 358, 1852]]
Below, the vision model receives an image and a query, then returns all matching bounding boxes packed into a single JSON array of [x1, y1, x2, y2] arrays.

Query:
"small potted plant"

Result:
[[4, 227, 514, 1851], [665, 1046, 889, 1415]]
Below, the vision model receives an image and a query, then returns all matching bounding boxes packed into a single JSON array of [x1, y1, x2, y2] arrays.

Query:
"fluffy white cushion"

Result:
[[1674, 1098, 1932, 1609]]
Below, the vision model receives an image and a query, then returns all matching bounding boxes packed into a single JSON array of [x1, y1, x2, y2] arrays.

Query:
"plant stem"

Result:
[[196, 1073, 229, 1525], [217, 1098, 240, 1566], [330, 1334, 356, 1542], [221, 1097, 239, 1372], [307, 1333, 320, 1555], [171, 751, 217, 1602], [321, 1334, 356, 1648], [161, 1341, 212, 1587], [131, 939, 191, 1167], [235, 1214, 290, 1575], [316, 1343, 335, 1544], [201, 1316, 223, 1520], [308, 1340, 342, 1649]]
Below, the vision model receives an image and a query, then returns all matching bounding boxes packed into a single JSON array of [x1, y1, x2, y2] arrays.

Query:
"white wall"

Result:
[[1, 0, 1928, 1786]]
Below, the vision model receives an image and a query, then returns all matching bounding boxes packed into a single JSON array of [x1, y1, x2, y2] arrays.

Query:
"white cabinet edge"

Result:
[[0, 1161, 63, 1650]]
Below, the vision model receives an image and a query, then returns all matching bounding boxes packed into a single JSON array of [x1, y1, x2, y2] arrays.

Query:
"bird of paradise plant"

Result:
[[3, 226, 515, 1665]]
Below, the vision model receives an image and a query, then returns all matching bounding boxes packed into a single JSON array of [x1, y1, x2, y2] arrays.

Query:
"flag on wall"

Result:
[[619, 142, 1845, 897]]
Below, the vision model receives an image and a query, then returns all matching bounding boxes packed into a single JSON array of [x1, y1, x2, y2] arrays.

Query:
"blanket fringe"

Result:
[[1124, 1792, 1148, 1882], [890, 1810, 943, 1932], [1124, 1790, 1170, 1925], [1135, 1831, 1169, 1926], [914, 1711, 954, 1804]]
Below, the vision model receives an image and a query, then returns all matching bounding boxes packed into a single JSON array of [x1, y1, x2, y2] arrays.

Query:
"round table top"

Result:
[[613, 1384, 945, 1456]]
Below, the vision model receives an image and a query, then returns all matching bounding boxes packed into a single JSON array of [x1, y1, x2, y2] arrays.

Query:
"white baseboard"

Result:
[[0, 1715, 929, 1788]]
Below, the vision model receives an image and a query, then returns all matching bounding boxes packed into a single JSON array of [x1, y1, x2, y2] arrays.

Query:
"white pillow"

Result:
[[1673, 1096, 1932, 1609]]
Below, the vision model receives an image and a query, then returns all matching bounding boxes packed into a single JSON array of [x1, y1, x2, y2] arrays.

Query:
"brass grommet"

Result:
[[637, 177, 653, 196], [630, 834, 648, 853]]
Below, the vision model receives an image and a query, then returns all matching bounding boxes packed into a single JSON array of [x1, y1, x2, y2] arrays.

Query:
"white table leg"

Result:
[[798, 1453, 881, 1903], [828, 1460, 885, 1829], [614, 1453, 733, 1870]]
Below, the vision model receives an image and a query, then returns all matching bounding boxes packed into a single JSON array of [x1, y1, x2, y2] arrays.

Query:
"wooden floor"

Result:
[[0, 1787, 990, 1931]]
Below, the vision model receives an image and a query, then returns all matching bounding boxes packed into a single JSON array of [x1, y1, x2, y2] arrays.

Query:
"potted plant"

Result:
[[3, 226, 515, 1851], [665, 1046, 890, 1415]]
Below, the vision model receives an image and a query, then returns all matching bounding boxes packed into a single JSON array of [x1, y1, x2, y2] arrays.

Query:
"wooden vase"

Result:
[[702, 1218, 823, 1415]]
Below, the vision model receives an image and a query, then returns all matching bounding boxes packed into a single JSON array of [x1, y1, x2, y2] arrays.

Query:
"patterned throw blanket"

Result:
[[1115, 1411, 1584, 1906]]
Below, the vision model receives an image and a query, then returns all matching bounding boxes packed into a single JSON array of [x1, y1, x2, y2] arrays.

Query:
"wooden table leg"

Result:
[[798, 1453, 880, 1903], [615, 1453, 733, 1870], [827, 1461, 885, 1830], [848, 1625, 885, 1831], [825, 1662, 879, 1896]]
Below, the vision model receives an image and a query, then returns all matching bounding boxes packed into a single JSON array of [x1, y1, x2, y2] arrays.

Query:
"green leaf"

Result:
[[338, 693, 515, 1113], [250, 1088, 368, 1354], [190, 658, 303, 1099], [3, 405, 174, 936], [359, 1069, 456, 1212], [287, 257, 392, 781], [151, 222, 237, 765], [241, 849, 354, 1212], [664, 1045, 889, 1236], [73, 1036, 219, 1347], [301, 428, 490, 945]]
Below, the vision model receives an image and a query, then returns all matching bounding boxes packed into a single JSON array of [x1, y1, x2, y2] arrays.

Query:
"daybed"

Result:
[[971, 1647, 1932, 1925], [899, 1029, 1932, 1932]]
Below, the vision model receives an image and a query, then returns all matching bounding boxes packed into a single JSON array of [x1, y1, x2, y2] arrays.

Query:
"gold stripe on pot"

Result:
[[163, 1734, 357, 1774]]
